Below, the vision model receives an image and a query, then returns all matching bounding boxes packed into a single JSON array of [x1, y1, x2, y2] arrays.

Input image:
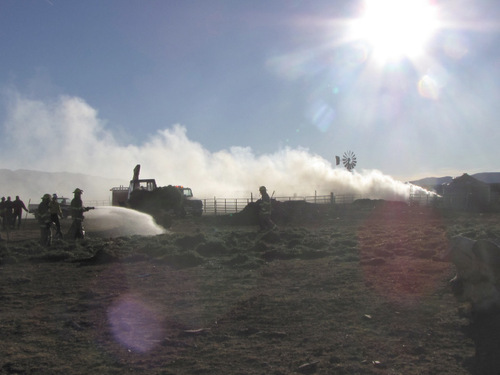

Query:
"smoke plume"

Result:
[[0, 91, 429, 201]]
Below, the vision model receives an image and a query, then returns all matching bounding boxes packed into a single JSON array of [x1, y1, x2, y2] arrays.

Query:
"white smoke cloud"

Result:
[[0, 90, 429, 201]]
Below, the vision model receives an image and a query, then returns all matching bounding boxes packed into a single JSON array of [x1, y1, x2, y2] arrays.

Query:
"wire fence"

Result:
[[201, 193, 371, 215], [200, 191, 439, 215], [81, 192, 437, 215]]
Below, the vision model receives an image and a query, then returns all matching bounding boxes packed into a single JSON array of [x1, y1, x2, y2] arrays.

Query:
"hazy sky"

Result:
[[1, 0, 499, 197]]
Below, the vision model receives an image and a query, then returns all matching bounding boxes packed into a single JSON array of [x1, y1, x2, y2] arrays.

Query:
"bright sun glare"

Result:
[[352, 0, 439, 62]]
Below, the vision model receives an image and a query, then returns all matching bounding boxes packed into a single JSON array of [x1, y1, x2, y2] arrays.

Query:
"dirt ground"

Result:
[[1, 203, 500, 374]]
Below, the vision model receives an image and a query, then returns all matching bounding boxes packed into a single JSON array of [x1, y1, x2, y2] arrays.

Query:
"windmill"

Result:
[[336, 150, 357, 172]]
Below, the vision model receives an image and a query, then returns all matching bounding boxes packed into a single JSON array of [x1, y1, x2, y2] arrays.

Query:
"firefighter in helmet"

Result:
[[68, 188, 86, 239], [49, 194, 64, 238], [36, 193, 52, 245]]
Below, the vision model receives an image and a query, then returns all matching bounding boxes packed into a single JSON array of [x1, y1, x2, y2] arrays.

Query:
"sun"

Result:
[[351, 0, 439, 62]]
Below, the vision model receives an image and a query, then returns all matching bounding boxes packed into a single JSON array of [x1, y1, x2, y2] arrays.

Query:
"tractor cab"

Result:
[[129, 178, 157, 196], [175, 186, 194, 198]]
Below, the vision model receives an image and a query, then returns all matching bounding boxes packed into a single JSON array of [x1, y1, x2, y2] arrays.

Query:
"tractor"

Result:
[[110, 165, 203, 226]]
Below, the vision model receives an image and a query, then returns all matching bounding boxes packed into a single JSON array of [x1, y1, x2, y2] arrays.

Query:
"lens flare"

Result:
[[108, 294, 165, 353], [306, 99, 336, 132], [418, 75, 439, 100]]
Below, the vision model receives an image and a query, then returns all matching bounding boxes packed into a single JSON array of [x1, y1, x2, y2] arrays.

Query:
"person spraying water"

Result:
[[67, 188, 94, 239]]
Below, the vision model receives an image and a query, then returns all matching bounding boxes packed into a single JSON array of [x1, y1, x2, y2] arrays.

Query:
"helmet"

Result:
[[73, 188, 83, 194], [259, 186, 266, 192], [42, 193, 51, 200], [52, 193, 58, 199]]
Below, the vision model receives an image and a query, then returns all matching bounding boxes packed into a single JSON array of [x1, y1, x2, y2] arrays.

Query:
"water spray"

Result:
[[84, 206, 166, 238]]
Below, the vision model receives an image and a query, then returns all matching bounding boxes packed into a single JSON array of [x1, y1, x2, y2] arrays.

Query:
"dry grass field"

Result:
[[1, 202, 500, 374]]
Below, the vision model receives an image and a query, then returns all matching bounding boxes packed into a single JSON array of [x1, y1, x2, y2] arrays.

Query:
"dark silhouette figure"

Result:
[[67, 188, 93, 239], [4, 196, 14, 229], [36, 194, 52, 246], [0, 197, 6, 230], [257, 186, 277, 231], [49, 194, 63, 238], [12, 196, 28, 229]]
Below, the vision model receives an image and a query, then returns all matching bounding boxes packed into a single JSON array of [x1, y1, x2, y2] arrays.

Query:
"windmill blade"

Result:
[[341, 150, 357, 171]]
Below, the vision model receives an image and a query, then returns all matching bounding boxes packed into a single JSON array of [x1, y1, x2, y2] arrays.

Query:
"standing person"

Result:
[[49, 194, 63, 238], [68, 188, 93, 239], [257, 186, 277, 231], [5, 196, 14, 230], [36, 194, 52, 246], [0, 197, 6, 230], [12, 196, 28, 229]]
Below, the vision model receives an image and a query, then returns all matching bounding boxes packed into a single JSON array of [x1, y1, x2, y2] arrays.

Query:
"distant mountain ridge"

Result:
[[470, 172, 500, 184], [410, 172, 500, 189]]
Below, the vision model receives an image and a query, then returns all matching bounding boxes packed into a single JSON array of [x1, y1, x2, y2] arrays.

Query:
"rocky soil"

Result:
[[1, 202, 500, 374]]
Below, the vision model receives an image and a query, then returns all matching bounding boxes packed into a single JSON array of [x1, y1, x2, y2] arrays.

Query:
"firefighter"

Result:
[[258, 186, 277, 231], [36, 194, 52, 245], [68, 188, 85, 239], [49, 194, 63, 238], [67, 188, 93, 239]]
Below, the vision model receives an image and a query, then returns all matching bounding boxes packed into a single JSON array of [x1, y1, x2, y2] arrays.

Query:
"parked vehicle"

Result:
[[110, 165, 203, 225]]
